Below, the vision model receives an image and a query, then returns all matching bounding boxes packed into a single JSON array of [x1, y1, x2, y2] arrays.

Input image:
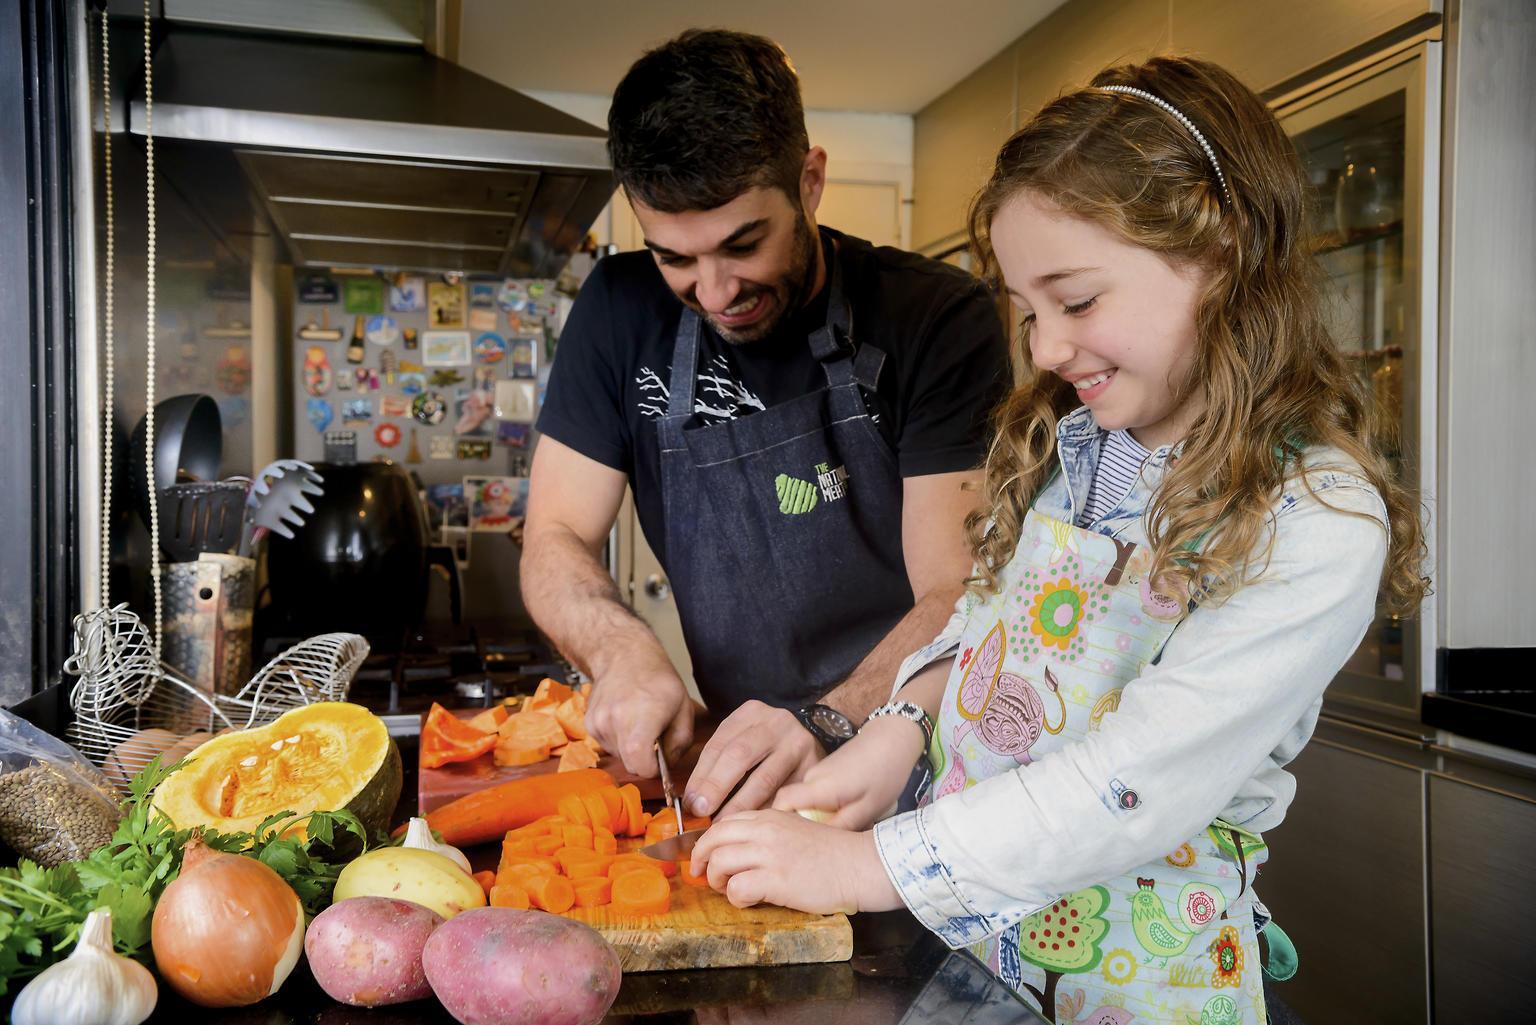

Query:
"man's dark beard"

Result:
[[707, 215, 819, 345]]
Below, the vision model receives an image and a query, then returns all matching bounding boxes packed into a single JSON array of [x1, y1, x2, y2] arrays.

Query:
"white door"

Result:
[[818, 179, 903, 248]]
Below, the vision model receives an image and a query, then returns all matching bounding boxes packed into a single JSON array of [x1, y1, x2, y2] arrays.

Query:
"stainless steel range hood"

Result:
[[131, 27, 614, 277]]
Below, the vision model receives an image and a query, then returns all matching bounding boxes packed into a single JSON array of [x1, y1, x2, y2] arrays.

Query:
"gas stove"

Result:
[[255, 626, 570, 738]]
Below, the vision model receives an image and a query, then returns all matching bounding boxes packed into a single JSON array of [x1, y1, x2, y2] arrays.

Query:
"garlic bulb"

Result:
[[403, 816, 473, 874], [12, 908, 157, 1025]]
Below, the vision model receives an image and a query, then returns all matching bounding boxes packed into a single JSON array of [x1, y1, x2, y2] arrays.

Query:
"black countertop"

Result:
[[141, 909, 1048, 1024]]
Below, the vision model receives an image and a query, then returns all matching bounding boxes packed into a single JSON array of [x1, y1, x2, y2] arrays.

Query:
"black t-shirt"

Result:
[[537, 227, 1010, 569]]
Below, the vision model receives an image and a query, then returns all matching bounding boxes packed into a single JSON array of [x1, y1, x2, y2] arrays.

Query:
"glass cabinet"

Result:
[[1277, 43, 1440, 716]]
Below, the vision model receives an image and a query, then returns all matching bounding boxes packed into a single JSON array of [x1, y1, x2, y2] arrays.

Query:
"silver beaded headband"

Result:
[[1097, 85, 1232, 207]]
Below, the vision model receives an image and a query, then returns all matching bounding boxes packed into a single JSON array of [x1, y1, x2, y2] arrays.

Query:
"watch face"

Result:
[[809, 704, 855, 740]]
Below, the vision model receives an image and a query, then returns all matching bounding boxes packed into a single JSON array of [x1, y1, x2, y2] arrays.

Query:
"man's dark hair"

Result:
[[607, 29, 810, 213]]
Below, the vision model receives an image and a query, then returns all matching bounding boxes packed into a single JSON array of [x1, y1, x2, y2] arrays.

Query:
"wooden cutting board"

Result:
[[416, 707, 710, 815], [562, 878, 853, 972]]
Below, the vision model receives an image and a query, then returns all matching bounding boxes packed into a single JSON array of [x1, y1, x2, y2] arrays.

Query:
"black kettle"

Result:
[[265, 460, 458, 649]]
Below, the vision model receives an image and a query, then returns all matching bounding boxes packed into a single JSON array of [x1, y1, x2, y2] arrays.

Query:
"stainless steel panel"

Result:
[[1428, 775, 1536, 1022], [1258, 741, 1429, 1024], [237, 152, 536, 214], [291, 239, 501, 275], [273, 203, 515, 250], [1438, 0, 1536, 648]]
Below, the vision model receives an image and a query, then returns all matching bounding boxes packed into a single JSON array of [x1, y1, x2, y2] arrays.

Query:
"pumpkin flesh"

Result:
[[152, 702, 400, 840]]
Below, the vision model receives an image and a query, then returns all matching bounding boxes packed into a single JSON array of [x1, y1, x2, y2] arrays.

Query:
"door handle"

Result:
[[643, 574, 672, 601]]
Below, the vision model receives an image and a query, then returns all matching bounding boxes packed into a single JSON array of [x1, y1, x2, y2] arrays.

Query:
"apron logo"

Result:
[[775, 473, 819, 515], [815, 462, 851, 502]]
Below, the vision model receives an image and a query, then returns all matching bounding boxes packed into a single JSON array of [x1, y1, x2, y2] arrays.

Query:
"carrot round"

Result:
[[562, 824, 594, 850], [618, 784, 644, 838], [525, 874, 576, 913], [489, 882, 530, 909], [556, 794, 589, 826], [580, 792, 611, 832], [592, 825, 617, 857], [472, 870, 496, 896], [422, 768, 616, 847], [533, 835, 564, 856], [611, 868, 670, 916], [597, 787, 623, 829], [610, 853, 677, 879], [678, 859, 708, 887], [572, 876, 612, 908]]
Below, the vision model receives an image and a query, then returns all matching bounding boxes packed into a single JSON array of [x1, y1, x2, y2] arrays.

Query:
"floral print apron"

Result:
[[926, 508, 1269, 1025]]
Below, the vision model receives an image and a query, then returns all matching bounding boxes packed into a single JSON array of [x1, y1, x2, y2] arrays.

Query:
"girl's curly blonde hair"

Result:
[[965, 56, 1426, 613]]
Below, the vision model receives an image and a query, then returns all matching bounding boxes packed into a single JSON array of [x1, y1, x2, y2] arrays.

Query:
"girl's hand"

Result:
[[770, 714, 925, 830], [689, 810, 902, 915]]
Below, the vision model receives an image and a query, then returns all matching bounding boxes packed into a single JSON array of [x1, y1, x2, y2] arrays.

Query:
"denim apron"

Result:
[[928, 508, 1270, 1025], [656, 246, 913, 713]]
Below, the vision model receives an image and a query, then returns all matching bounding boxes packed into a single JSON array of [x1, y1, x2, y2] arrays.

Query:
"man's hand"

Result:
[[682, 700, 823, 819], [584, 648, 695, 777]]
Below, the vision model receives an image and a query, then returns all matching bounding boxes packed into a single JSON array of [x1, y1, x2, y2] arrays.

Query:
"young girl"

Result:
[[691, 56, 1426, 1025]]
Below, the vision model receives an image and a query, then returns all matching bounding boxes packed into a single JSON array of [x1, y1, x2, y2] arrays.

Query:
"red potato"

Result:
[[304, 897, 444, 1007], [421, 907, 621, 1025]]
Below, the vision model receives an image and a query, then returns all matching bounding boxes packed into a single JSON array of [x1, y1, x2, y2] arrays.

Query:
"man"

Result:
[[523, 29, 1008, 818]]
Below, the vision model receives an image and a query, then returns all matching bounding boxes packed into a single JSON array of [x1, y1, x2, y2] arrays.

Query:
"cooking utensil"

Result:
[[159, 480, 248, 561], [129, 393, 223, 528], [656, 742, 686, 834], [237, 460, 324, 556], [640, 828, 707, 862]]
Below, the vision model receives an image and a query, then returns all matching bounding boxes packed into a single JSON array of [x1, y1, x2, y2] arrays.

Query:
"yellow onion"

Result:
[[150, 836, 306, 1007]]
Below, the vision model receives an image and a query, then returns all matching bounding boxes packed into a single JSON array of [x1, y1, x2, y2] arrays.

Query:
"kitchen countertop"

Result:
[[140, 909, 1048, 1024]]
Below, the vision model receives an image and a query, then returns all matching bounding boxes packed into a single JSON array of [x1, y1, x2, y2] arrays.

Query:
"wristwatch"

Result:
[[793, 703, 856, 753]]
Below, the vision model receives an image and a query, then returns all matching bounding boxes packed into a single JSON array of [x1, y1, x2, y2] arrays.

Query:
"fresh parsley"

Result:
[[0, 755, 371, 994]]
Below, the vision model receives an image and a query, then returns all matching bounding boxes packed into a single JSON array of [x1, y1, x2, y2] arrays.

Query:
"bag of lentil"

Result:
[[0, 710, 122, 866]]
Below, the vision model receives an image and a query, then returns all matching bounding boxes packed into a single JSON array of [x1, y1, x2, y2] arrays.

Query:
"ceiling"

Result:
[[455, 0, 1069, 115]]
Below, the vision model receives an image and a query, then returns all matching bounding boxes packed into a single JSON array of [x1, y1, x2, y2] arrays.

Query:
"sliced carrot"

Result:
[[684, 815, 712, 832], [554, 846, 598, 873], [562, 824, 594, 850], [579, 792, 610, 832], [560, 853, 613, 880], [556, 794, 590, 827], [525, 874, 575, 914], [558, 743, 600, 772], [610, 853, 677, 879], [610, 868, 670, 916], [592, 825, 617, 857], [572, 876, 612, 908], [472, 870, 496, 896], [533, 835, 564, 856], [597, 787, 623, 828], [645, 817, 680, 844], [618, 784, 644, 838], [500, 835, 537, 856], [501, 863, 555, 888], [489, 882, 530, 909], [677, 859, 708, 887], [498, 853, 559, 876]]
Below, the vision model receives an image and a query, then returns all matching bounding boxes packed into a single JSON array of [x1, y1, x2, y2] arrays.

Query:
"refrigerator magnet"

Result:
[[428, 281, 466, 328], [303, 347, 333, 396], [389, 276, 425, 312], [374, 422, 402, 448], [494, 379, 537, 423], [469, 281, 497, 308], [344, 276, 385, 314], [428, 434, 456, 460], [306, 398, 333, 432], [457, 439, 493, 460], [365, 314, 401, 346], [342, 398, 373, 425], [412, 391, 448, 426], [380, 394, 409, 418], [398, 371, 426, 396], [423, 330, 471, 366], [474, 332, 507, 364], [468, 307, 499, 332]]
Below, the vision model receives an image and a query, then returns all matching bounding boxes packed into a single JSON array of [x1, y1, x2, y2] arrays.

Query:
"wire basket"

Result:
[[214, 632, 370, 729], [64, 605, 369, 793]]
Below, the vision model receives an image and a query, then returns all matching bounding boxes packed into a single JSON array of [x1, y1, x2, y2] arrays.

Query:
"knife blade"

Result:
[[639, 828, 707, 862], [655, 742, 686, 835]]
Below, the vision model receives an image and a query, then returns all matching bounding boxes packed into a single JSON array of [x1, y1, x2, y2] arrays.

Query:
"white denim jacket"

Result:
[[872, 406, 1391, 948]]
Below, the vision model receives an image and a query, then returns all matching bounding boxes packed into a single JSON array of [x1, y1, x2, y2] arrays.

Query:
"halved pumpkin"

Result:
[[151, 701, 401, 843]]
